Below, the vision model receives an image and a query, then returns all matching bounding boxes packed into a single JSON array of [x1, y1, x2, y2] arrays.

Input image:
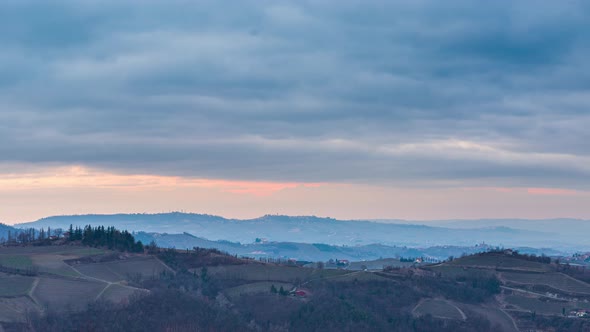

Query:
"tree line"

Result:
[[0, 227, 62, 245], [1, 224, 144, 253], [67, 224, 144, 252]]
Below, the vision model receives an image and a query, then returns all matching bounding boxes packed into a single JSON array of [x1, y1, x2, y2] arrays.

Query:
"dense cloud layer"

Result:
[[1, 0, 589, 187]]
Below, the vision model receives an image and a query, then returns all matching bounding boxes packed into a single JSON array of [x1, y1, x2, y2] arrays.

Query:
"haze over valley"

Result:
[[2, 0, 590, 331]]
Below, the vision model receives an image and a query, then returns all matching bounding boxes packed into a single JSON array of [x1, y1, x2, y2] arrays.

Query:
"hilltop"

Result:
[[133, 231, 564, 263], [15, 213, 586, 250], [0, 223, 17, 242]]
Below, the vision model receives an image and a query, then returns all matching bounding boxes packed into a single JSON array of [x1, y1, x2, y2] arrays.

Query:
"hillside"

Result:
[[0, 245, 163, 325], [0, 224, 17, 242], [426, 251, 590, 331], [134, 231, 565, 263], [3, 242, 590, 331], [0, 244, 505, 331], [16, 213, 583, 250]]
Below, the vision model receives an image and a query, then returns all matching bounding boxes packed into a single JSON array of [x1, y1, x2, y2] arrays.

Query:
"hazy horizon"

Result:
[[1, 1, 589, 223], [3, 209, 589, 227]]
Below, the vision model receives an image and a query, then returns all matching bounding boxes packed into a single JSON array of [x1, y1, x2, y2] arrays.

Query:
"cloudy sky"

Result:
[[1, 0, 590, 223]]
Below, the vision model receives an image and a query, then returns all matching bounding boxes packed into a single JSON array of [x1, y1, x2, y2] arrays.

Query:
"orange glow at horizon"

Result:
[[1, 165, 589, 225], [0, 165, 324, 196]]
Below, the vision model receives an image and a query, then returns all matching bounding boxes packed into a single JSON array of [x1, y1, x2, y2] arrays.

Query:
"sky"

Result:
[[1, 0, 590, 224]]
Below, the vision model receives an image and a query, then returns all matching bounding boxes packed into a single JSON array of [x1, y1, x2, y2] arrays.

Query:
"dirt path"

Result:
[[412, 299, 466, 321], [69, 265, 146, 294], [411, 299, 425, 316], [154, 257, 176, 275], [498, 307, 520, 332], [456, 302, 519, 332], [447, 301, 467, 320], [501, 285, 567, 300], [26, 277, 43, 311], [95, 283, 112, 301]]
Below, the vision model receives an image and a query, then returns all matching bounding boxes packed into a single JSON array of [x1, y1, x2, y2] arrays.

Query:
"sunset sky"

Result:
[[1, 1, 590, 224]]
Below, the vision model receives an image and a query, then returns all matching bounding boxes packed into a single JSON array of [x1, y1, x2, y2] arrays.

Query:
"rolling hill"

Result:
[[16, 213, 585, 250], [134, 231, 565, 263], [3, 236, 590, 332], [0, 223, 17, 242]]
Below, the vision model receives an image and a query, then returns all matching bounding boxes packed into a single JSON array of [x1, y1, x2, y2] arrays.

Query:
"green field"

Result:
[[502, 272, 590, 295], [413, 299, 465, 320], [0, 256, 33, 270], [0, 274, 35, 297]]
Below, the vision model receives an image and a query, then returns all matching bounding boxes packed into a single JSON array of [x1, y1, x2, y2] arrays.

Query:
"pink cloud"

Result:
[[0, 165, 324, 197], [527, 187, 579, 196], [463, 186, 515, 193]]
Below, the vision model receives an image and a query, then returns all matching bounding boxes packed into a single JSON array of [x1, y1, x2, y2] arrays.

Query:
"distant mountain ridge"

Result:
[[0, 223, 17, 240], [15, 213, 590, 251], [133, 231, 566, 262]]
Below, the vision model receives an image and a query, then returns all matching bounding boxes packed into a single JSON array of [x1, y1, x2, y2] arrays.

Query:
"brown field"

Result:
[[33, 276, 106, 310], [0, 246, 163, 324], [501, 272, 590, 295], [0, 274, 35, 297], [0, 246, 107, 278], [330, 270, 391, 282], [74, 263, 123, 282], [413, 299, 465, 320], [456, 302, 518, 332], [504, 294, 590, 315], [224, 282, 294, 300], [0, 246, 105, 256], [204, 264, 346, 283], [448, 254, 551, 272], [348, 258, 415, 270], [30, 255, 79, 277], [0, 297, 39, 322], [102, 257, 168, 279], [426, 264, 496, 279], [100, 284, 143, 304]]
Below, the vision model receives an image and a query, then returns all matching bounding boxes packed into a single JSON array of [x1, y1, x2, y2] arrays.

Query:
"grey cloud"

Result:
[[0, 0, 589, 188]]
